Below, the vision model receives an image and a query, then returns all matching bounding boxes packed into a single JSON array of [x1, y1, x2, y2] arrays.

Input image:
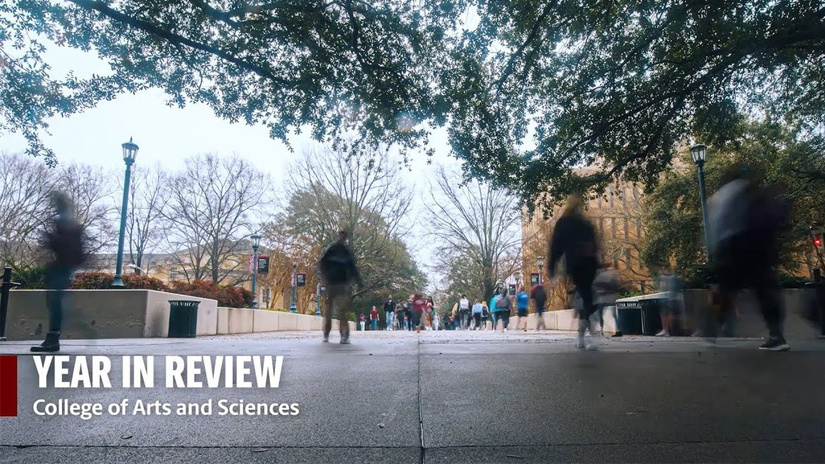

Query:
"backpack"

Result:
[[320, 244, 353, 283]]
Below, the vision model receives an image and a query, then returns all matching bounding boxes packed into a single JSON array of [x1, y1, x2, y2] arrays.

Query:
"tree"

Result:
[[424, 166, 521, 302], [2, 0, 462, 163], [448, 1, 825, 205], [125, 164, 169, 274], [163, 153, 270, 284], [0, 153, 55, 268], [55, 162, 118, 257], [641, 119, 825, 284]]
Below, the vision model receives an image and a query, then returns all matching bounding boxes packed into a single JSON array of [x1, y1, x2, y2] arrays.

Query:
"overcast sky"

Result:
[[0, 42, 470, 291]]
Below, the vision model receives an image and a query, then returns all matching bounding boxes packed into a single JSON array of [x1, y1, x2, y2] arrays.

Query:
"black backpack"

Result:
[[49, 220, 86, 267], [320, 244, 353, 283]]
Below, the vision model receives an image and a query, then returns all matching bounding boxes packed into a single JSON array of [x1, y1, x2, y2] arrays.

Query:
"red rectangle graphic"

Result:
[[0, 355, 18, 417]]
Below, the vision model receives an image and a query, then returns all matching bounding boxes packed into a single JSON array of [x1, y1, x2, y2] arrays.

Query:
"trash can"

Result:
[[638, 299, 664, 336], [804, 282, 825, 336], [168, 300, 200, 338], [616, 302, 643, 335]]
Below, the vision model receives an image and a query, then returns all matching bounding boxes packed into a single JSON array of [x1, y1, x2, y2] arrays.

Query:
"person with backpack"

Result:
[[318, 230, 363, 344], [708, 165, 790, 351], [471, 299, 483, 330], [548, 193, 600, 350], [530, 283, 547, 331], [481, 301, 491, 330], [458, 295, 471, 329], [515, 286, 530, 331], [32, 192, 86, 353], [369, 305, 379, 331], [493, 288, 512, 332]]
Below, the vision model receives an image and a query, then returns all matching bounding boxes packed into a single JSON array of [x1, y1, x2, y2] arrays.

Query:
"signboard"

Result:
[[257, 256, 269, 274], [530, 273, 540, 285], [508, 283, 517, 295], [296, 273, 306, 287]]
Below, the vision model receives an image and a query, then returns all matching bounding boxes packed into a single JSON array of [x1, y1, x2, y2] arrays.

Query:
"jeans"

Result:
[[386, 311, 394, 330], [323, 284, 352, 340], [473, 313, 481, 328], [496, 310, 510, 329], [371, 319, 378, 330], [47, 266, 74, 333]]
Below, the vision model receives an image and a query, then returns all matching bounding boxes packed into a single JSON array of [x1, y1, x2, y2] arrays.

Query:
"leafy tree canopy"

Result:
[[4, 1, 825, 205]]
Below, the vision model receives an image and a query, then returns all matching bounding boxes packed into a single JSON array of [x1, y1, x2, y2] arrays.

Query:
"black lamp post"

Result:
[[290, 263, 298, 313], [250, 233, 261, 309], [690, 143, 711, 255], [536, 255, 545, 285], [112, 138, 139, 288]]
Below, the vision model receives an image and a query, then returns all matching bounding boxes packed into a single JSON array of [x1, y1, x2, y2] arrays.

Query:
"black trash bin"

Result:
[[616, 303, 643, 335], [639, 299, 664, 336], [168, 300, 200, 338]]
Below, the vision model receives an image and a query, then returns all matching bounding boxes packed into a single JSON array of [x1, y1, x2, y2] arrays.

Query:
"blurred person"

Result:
[[708, 166, 790, 351], [384, 295, 397, 331], [530, 283, 547, 331], [359, 313, 366, 331], [458, 294, 471, 329], [472, 299, 483, 330], [318, 230, 363, 344], [481, 300, 491, 329], [370, 305, 379, 331], [426, 302, 434, 330], [515, 286, 530, 331], [403, 299, 413, 331], [433, 308, 440, 330], [31, 192, 86, 353], [549, 193, 600, 350], [411, 293, 427, 332], [654, 268, 684, 337], [594, 264, 621, 337], [493, 287, 512, 332]]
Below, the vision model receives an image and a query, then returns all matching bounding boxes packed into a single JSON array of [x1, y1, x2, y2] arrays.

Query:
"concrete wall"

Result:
[[506, 309, 616, 333], [5, 290, 347, 341]]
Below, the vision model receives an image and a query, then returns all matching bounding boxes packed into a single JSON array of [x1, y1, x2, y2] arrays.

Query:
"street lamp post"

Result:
[[111, 138, 139, 288], [315, 282, 322, 316], [290, 263, 298, 313], [536, 255, 545, 285], [250, 233, 261, 309], [691, 144, 712, 255]]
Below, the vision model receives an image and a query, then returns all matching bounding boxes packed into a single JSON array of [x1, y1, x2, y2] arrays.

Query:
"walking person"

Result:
[[359, 313, 367, 332], [411, 293, 427, 332], [481, 301, 491, 329], [31, 192, 86, 353], [370, 305, 379, 331], [318, 230, 363, 344], [548, 193, 600, 350], [426, 302, 434, 330], [493, 288, 512, 332], [458, 294, 471, 329], [384, 295, 397, 331], [594, 264, 621, 336], [530, 283, 547, 331], [708, 166, 791, 350], [515, 286, 530, 331], [472, 300, 483, 330]]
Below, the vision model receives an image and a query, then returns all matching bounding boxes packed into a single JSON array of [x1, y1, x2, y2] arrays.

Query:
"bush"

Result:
[[168, 280, 252, 308], [72, 271, 116, 289], [13, 266, 49, 289], [122, 274, 170, 291]]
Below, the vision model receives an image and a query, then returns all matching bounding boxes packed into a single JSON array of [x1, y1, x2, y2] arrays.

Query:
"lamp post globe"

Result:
[[690, 143, 712, 255], [250, 233, 261, 309], [112, 137, 139, 288]]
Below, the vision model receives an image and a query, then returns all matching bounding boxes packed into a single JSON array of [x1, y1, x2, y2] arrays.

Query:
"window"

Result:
[[611, 217, 616, 237], [624, 219, 629, 238], [636, 220, 642, 238], [169, 267, 178, 281], [598, 217, 605, 235], [608, 190, 614, 207], [624, 248, 632, 269], [612, 253, 619, 269]]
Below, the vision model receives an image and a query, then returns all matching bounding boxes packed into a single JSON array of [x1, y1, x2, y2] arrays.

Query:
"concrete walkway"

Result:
[[1, 330, 824, 463]]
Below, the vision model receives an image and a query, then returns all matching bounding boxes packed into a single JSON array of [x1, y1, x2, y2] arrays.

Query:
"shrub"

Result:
[[123, 274, 170, 291], [13, 266, 49, 289], [168, 280, 252, 308], [72, 271, 116, 289]]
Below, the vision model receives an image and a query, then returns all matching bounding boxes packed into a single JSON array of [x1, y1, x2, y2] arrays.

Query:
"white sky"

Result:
[[0, 42, 467, 290]]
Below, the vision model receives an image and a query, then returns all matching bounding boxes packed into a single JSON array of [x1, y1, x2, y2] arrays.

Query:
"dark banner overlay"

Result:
[[0, 355, 17, 417]]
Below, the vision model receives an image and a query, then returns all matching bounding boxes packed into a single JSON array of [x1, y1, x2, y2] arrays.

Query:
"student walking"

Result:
[[515, 286, 530, 331], [384, 295, 397, 331], [472, 300, 483, 330], [548, 193, 600, 350], [318, 231, 362, 344], [370, 305, 379, 331], [359, 313, 367, 331], [530, 284, 547, 331], [493, 288, 512, 332], [458, 295, 471, 329]]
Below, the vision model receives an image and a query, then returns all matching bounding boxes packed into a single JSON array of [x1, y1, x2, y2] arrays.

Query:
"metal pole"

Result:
[[538, 264, 543, 285], [315, 282, 321, 316], [290, 263, 297, 313], [251, 244, 259, 309], [697, 162, 712, 256], [112, 160, 134, 288]]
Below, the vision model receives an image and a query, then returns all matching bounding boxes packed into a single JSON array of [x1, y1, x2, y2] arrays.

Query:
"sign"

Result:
[[257, 256, 270, 274], [508, 283, 517, 295], [296, 273, 306, 287], [530, 273, 540, 285]]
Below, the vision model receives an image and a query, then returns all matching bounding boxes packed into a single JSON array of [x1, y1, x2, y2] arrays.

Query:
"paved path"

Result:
[[1, 330, 824, 463]]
